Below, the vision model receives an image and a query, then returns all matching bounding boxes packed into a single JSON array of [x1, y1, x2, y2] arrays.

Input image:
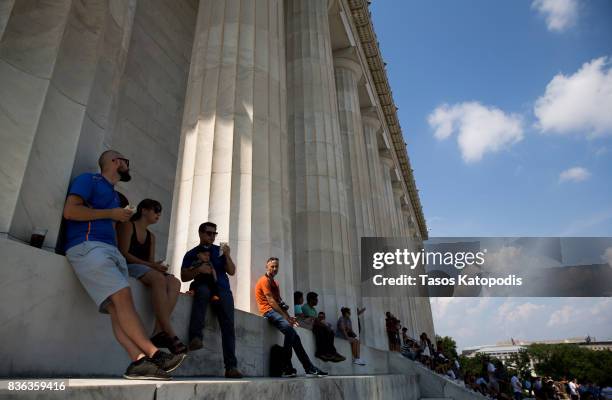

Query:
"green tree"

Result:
[[527, 344, 612, 386], [506, 349, 531, 380], [436, 335, 458, 359]]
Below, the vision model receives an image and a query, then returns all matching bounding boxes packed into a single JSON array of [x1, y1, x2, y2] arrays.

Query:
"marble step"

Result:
[[0, 374, 420, 400]]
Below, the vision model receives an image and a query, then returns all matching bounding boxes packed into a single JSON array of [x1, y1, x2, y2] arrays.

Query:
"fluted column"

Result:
[[1, 0, 139, 249], [168, 0, 291, 313], [286, 0, 355, 318], [362, 108, 386, 237], [392, 183, 406, 236], [334, 54, 376, 305], [379, 150, 398, 236]]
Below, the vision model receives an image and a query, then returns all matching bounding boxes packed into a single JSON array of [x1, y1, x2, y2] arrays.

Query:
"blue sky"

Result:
[[370, 0, 612, 350]]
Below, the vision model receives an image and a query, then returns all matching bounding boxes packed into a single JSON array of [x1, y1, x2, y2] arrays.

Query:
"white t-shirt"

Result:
[[487, 362, 496, 373], [568, 381, 578, 396], [511, 376, 522, 393]]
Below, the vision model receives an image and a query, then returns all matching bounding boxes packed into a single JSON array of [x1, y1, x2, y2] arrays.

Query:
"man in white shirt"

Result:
[[568, 378, 580, 400]]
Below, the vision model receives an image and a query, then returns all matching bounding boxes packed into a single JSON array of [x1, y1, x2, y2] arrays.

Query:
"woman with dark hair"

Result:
[[117, 199, 186, 354]]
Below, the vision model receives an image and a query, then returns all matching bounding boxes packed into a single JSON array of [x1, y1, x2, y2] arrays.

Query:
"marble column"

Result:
[[286, 0, 355, 318], [392, 183, 406, 236], [168, 0, 291, 313], [362, 108, 386, 237], [379, 150, 399, 236], [334, 54, 376, 304], [1, 0, 139, 249], [0, 0, 72, 239], [0, 0, 15, 40]]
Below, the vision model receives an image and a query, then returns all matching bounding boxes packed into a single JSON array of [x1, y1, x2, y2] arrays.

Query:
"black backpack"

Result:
[[269, 345, 290, 377]]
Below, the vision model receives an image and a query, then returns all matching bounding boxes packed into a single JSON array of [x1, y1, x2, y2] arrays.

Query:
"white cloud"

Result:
[[547, 305, 574, 326], [559, 166, 590, 183], [603, 247, 612, 267], [595, 147, 608, 157], [534, 57, 612, 137], [532, 0, 578, 32], [497, 301, 545, 324], [428, 102, 524, 163]]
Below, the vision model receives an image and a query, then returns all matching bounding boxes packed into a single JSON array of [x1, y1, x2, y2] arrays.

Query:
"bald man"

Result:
[[63, 150, 185, 380]]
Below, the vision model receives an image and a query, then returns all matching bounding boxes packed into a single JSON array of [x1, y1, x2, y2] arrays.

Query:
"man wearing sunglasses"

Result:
[[181, 222, 243, 379], [63, 150, 185, 380]]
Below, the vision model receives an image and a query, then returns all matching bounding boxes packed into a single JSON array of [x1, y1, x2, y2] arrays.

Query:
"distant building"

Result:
[[462, 336, 612, 361]]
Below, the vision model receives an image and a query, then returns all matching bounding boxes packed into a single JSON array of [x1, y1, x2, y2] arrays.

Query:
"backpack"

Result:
[[269, 345, 290, 377]]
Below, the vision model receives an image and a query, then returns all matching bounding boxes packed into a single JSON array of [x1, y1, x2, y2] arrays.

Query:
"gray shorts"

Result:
[[66, 241, 130, 314]]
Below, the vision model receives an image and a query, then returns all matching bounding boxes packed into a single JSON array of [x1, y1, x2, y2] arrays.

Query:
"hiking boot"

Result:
[[123, 358, 171, 380], [150, 350, 186, 373], [224, 368, 244, 379], [189, 337, 203, 351], [305, 366, 328, 377]]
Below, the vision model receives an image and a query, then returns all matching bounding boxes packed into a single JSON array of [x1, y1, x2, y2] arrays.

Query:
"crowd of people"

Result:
[[62, 149, 369, 381], [293, 291, 367, 366], [63, 149, 607, 389], [461, 358, 611, 400]]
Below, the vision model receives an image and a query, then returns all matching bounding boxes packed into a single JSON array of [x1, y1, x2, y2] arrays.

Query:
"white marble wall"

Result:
[[9, 0, 112, 250], [167, 0, 292, 312], [0, 0, 72, 239], [109, 0, 197, 258], [286, 0, 356, 319], [0, 0, 196, 259]]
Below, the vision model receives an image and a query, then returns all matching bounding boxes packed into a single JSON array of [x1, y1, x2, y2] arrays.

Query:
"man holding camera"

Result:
[[254, 257, 328, 378], [181, 222, 243, 379]]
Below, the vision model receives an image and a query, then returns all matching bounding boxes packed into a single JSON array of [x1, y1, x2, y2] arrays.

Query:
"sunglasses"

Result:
[[113, 157, 130, 167], [153, 206, 162, 214], [204, 231, 218, 236]]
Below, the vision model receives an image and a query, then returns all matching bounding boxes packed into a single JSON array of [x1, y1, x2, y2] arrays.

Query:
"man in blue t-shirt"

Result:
[[63, 150, 184, 380], [180, 221, 243, 379]]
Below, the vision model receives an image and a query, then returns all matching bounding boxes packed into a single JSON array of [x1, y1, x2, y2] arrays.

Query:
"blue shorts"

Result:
[[127, 263, 152, 279], [66, 241, 129, 314]]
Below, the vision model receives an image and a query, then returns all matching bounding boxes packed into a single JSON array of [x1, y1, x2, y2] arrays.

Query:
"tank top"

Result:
[[129, 222, 151, 261]]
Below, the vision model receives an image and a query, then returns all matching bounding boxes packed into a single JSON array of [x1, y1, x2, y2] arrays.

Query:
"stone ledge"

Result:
[[0, 375, 419, 400], [0, 238, 406, 378]]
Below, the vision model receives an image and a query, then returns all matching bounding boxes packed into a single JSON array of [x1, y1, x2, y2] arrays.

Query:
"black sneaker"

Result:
[[123, 358, 171, 380], [305, 366, 328, 377], [150, 350, 187, 372], [281, 368, 297, 378]]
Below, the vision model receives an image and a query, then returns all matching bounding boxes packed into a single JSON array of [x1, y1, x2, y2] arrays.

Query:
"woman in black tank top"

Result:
[[117, 199, 186, 354]]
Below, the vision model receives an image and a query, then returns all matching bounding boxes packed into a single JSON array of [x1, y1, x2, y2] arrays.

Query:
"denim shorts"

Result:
[[66, 241, 129, 314], [127, 263, 151, 279]]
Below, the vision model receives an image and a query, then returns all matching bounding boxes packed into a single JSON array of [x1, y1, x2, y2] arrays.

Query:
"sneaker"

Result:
[[225, 368, 244, 379], [331, 353, 346, 363], [189, 337, 203, 351], [150, 332, 171, 349], [353, 358, 366, 366], [316, 353, 335, 362], [305, 366, 328, 377], [281, 368, 297, 378], [150, 350, 187, 372], [123, 358, 171, 380]]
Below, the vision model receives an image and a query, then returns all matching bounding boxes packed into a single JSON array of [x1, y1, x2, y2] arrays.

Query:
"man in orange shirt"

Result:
[[255, 257, 327, 378]]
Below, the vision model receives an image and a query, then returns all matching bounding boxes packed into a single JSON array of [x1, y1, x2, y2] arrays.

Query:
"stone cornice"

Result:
[[345, 0, 428, 239]]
